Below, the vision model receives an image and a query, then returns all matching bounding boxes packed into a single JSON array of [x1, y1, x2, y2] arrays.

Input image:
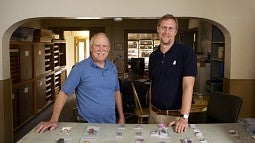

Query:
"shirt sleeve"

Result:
[[182, 47, 198, 77], [114, 66, 120, 92], [61, 65, 82, 95]]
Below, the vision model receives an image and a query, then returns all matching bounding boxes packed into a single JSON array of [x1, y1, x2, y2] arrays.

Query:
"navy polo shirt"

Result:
[[149, 42, 197, 110]]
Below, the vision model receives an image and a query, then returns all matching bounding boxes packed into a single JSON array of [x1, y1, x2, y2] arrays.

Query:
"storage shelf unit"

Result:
[[10, 48, 20, 83], [45, 44, 53, 73], [206, 26, 225, 95], [10, 40, 67, 131]]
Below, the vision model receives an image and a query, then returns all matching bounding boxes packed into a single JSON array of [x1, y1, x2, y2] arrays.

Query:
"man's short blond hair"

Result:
[[157, 14, 179, 31]]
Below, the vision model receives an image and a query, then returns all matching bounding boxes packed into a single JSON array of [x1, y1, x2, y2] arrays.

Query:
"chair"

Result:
[[207, 91, 243, 123], [189, 91, 243, 123], [130, 82, 149, 124]]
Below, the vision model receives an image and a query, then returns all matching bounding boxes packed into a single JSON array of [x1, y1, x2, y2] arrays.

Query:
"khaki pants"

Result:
[[149, 109, 179, 124]]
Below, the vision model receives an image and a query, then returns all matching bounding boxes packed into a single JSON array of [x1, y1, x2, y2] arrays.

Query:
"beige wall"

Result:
[[1, 0, 255, 80], [1, 0, 255, 142], [224, 78, 255, 117]]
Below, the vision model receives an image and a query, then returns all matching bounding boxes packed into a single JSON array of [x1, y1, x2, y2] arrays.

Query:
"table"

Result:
[[18, 122, 255, 143], [191, 95, 209, 113]]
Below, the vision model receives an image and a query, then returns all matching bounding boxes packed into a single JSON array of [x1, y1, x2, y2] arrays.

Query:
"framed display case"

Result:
[[128, 40, 139, 58], [127, 33, 159, 69]]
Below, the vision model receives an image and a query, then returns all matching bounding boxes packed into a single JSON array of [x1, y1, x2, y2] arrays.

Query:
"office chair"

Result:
[[130, 82, 149, 124], [189, 91, 243, 124], [206, 91, 243, 123]]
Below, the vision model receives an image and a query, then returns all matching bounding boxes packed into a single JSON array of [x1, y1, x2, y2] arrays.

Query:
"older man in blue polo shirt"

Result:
[[36, 33, 125, 133], [149, 14, 197, 133]]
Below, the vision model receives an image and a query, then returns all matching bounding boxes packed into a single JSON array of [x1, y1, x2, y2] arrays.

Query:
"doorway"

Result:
[[74, 36, 90, 63], [63, 31, 90, 74]]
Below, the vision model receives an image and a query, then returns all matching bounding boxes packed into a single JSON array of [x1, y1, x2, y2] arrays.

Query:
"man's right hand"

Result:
[[34, 121, 58, 133]]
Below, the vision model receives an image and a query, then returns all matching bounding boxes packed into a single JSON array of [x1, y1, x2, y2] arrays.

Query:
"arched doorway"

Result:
[[3, 17, 229, 142]]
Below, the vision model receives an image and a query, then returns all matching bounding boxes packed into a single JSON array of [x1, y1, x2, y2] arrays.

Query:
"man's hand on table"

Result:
[[34, 121, 58, 133], [118, 115, 125, 124], [168, 117, 189, 133]]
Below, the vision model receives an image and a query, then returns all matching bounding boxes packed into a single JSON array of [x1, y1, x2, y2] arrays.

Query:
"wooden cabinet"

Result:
[[10, 41, 67, 131], [20, 45, 33, 81], [34, 43, 46, 76], [12, 83, 34, 129], [36, 77, 46, 110], [18, 84, 34, 124]]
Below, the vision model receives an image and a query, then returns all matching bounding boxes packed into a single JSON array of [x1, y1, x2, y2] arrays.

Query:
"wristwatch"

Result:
[[180, 114, 189, 119]]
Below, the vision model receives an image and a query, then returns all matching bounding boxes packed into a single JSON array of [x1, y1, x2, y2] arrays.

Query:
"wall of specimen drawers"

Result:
[[10, 41, 67, 130]]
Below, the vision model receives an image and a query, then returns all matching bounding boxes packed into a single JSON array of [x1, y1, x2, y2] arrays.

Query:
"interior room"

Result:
[[1, 1, 255, 143]]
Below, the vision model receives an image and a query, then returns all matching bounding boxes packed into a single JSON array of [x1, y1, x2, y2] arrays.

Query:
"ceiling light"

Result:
[[114, 17, 123, 22]]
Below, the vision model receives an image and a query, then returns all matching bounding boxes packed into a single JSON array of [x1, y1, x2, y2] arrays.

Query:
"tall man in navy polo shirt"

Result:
[[149, 14, 197, 133], [36, 33, 125, 133]]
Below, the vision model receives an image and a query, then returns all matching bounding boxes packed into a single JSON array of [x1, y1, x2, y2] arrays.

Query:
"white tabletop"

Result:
[[17, 122, 255, 143]]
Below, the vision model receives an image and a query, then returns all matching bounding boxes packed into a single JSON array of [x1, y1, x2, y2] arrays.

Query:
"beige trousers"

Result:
[[148, 110, 179, 124]]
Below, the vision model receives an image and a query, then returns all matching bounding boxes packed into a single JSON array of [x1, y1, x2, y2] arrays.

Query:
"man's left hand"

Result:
[[168, 117, 188, 133]]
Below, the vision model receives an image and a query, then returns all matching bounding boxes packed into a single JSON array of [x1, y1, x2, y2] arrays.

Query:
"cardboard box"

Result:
[[34, 29, 52, 36], [33, 29, 53, 42]]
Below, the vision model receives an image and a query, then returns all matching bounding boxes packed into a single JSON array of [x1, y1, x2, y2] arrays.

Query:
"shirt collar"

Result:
[[88, 56, 110, 70], [156, 42, 177, 55]]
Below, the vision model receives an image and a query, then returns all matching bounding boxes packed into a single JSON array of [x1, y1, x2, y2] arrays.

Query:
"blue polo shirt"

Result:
[[61, 56, 120, 123], [149, 42, 197, 110]]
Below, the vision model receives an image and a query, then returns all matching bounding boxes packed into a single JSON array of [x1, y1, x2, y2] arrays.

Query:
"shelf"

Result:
[[139, 51, 152, 57], [139, 45, 153, 49], [212, 75, 224, 80], [45, 47, 51, 50], [211, 58, 224, 62], [212, 42, 225, 44], [205, 80, 223, 94], [139, 40, 153, 45], [128, 41, 138, 49], [209, 26, 225, 92], [45, 53, 51, 56], [10, 31, 67, 132]]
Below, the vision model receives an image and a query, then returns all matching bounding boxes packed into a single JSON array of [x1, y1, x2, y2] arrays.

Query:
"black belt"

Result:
[[152, 106, 180, 116]]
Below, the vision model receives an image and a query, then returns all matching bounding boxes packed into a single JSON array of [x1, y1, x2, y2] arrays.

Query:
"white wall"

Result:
[[1, 0, 255, 80], [64, 31, 75, 75]]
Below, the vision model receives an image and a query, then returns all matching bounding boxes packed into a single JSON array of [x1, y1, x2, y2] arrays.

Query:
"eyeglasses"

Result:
[[159, 26, 176, 32]]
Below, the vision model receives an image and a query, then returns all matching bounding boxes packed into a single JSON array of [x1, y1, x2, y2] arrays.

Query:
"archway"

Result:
[[2, 17, 230, 142]]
